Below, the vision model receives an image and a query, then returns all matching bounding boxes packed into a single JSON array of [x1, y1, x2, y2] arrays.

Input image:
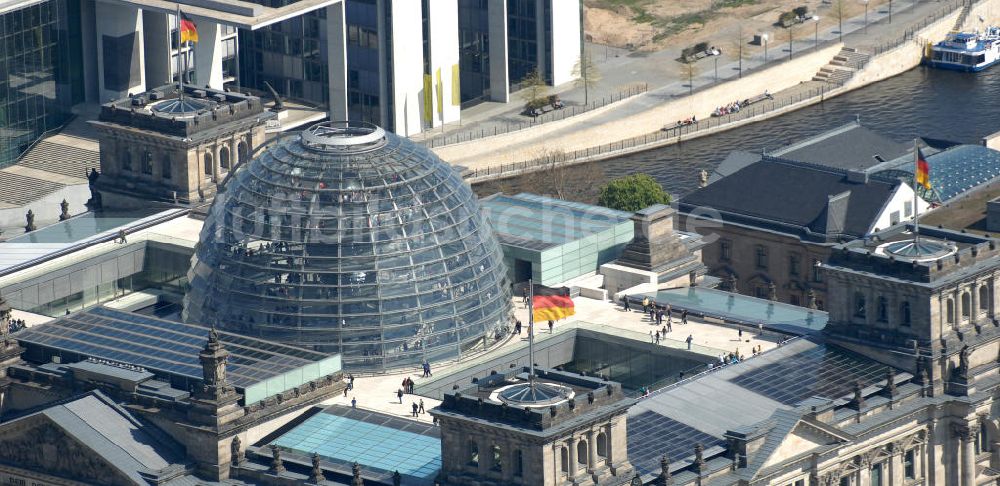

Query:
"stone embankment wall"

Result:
[[434, 44, 843, 169]]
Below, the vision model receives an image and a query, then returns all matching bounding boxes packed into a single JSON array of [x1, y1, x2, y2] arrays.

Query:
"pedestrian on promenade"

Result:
[[548, 320, 554, 333], [738, 327, 743, 339], [351, 397, 357, 409], [397, 388, 404, 404], [655, 331, 661, 345], [758, 322, 764, 336], [514, 320, 522, 335], [522, 288, 528, 306], [686, 334, 693, 350], [348, 373, 354, 391], [412, 402, 419, 417], [682, 310, 688, 325], [418, 399, 425, 414], [623, 295, 631, 312], [650, 331, 654, 343], [662, 325, 668, 336], [642, 297, 649, 313], [343, 386, 349, 397]]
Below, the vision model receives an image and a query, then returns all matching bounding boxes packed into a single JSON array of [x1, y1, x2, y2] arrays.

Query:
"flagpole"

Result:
[[176, 4, 184, 104], [527, 280, 536, 391], [913, 139, 920, 252]]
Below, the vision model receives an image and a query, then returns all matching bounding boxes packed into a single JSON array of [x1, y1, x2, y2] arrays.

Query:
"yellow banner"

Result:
[[451, 64, 461, 106], [423, 74, 433, 122], [435, 68, 443, 115]]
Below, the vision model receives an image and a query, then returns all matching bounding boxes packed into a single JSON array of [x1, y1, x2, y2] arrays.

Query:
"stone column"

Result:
[[587, 430, 598, 473], [552, 443, 561, 482], [955, 424, 976, 486], [567, 437, 578, 478]]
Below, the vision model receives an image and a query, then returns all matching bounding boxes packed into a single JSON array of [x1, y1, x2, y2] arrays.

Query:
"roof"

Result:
[[0, 390, 187, 484], [679, 157, 901, 242], [272, 405, 441, 486], [709, 150, 763, 184], [626, 338, 889, 477], [481, 193, 632, 251], [770, 122, 911, 171], [93, 0, 337, 30], [15, 306, 341, 403], [871, 144, 1000, 202]]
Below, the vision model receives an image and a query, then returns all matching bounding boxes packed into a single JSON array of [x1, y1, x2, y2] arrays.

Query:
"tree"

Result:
[[679, 62, 699, 95], [597, 174, 672, 212], [518, 69, 550, 111], [730, 25, 752, 79], [572, 49, 602, 106], [832, 0, 846, 41]]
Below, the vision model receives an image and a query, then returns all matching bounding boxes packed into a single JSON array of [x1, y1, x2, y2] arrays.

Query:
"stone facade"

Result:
[[433, 369, 635, 486], [90, 85, 270, 208]]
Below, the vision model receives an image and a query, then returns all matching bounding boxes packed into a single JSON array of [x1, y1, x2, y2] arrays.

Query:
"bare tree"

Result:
[[572, 49, 602, 106], [832, 0, 846, 41], [730, 25, 752, 79], [679, 62, 700, 95], [518, 69, 550, 111]]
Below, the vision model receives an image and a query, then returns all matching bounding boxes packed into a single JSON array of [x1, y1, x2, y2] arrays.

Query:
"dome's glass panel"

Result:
[[183, 122, 512, 371]]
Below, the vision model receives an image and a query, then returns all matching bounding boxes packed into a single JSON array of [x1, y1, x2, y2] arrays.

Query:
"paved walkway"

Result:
[[431, 0, 952, 171], [320, 294, 779, 423]]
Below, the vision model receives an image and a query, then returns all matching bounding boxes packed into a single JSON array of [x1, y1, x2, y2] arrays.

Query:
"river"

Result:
[[473, 65, 1000, 203]]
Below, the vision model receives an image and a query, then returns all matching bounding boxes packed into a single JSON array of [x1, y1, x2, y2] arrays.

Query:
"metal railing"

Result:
[[420, 83, 648, 148]]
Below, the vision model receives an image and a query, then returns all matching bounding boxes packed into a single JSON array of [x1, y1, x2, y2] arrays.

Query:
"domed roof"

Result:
[[183, 122, 512, 371]]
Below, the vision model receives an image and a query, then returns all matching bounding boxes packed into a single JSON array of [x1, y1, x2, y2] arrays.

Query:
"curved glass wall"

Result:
[[184, 122, 512, 371]]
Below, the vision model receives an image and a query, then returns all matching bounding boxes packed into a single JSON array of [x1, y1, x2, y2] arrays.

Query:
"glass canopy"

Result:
[[639, 287, 827, 334], [183, 122, 512, 371]]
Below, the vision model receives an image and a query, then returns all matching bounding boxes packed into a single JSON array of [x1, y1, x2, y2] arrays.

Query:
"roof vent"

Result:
[[148, 92, 162, 101], [130, 96, 146, 106], [212, 93, 227, 103], [846, 170, 869, 184], [192, 90, 206, 98]]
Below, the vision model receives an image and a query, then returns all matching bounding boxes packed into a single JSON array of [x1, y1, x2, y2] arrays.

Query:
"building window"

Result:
[[577, 440, 588, 466], [141, 151, 153, 175], [812, 259, 823, 283], [720, 240, 732, 261], [220, 146, 231, 170], [962, 291, 971, 319], [904, 449, 916, 479], [854, 292, 866, 318], [790, 294, 801, 307], [755, 246, 768, 269], [755, 286, 769, 300], [596, 432, 608, 457], [789, 255, 800, 276], [238, 141, 249, 165], [890, 210, 900, 225], [980, 285, 989, 312], [560, 447, 568, 473], [900, 301, 911, 326], [515, 449, 523, 476], [491, 445, 502, 472], [947, 298, 955, 324], [468, 442, 479, 467], [904, 200, 913, 218], [204, 153, 213, 176], [816, 299, 824, 311], [122, 150, 132, 171], [162, 155, 172, 179], [877, 296, 888, 322], [871, 462, 884, 486], [839, 476, 852, 486], [980, 421, 989, 454]]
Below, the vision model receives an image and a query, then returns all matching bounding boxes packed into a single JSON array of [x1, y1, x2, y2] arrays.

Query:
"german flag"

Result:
[[180, 12, 198, 44], [532, 285, 575, 322], [915, 146, 930, 189]]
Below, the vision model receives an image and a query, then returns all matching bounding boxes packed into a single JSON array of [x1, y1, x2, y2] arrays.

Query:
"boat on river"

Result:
[[925, 27, 1000, 72]]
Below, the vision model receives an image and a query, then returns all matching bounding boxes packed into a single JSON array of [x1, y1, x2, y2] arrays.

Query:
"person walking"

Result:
[[662, 325, 668, 336], [522, 288, 528, 306], [343, 386, 349, 397], [623, 295, 631, 312], [650, 330, 655, 343], [397, 388, 404, 404], [738, 327, 743, 339], [642, 297, 650, 313], [348, 373, 354, 391], [412, 402, 419, 417], [351, 397, 357, 409], [682, 310, 688, 325], [758, 322, 764, 336], [655, 330, 661, 345], [418, 399, 425, 414], [514, 320, 522, 335], [686, 334, 693, 350], [548, 320, 554, 333]]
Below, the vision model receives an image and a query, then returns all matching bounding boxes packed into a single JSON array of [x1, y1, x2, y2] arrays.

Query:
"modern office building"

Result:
[[0, 0, 581, 172]]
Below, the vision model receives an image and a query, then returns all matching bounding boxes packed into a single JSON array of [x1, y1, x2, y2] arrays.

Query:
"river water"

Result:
[[473, 66, 1000, 202]]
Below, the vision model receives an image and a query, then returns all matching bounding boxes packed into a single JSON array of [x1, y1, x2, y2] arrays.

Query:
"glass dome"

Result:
[[183, 121, 512, 371]]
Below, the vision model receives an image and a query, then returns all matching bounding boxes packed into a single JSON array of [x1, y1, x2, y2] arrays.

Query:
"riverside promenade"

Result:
[[436, 0, 980, 182]]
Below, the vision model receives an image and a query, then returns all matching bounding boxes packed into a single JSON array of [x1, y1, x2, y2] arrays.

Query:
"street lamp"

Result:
[[863, 0, 869, 34], [788, 24, 794, 61], [763, 35, 769, 63], [714, 55, 719, 82], [813, 15, 820, 48], [888, 0, 892, 24]]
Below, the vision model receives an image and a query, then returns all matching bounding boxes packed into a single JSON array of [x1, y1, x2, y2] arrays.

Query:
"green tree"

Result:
[[572, 49, 602, 106], [597, 174, 672, 212], [518, 69, 550, 111]]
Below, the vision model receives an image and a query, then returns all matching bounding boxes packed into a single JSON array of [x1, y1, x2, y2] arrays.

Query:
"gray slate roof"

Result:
[[680, 157, 901, 242], [770, 122, 911, 171]]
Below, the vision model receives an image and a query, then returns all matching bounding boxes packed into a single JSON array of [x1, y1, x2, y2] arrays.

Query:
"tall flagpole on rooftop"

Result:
[[913, 138, 921, 252], [176, 3, 184, 104], [527, 279, 536, 392]]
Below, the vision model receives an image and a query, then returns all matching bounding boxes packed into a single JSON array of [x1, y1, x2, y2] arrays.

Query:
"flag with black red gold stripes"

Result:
[[532, 284, 575, 322]]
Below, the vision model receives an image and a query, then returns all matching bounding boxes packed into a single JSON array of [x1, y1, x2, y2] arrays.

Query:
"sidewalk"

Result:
[[432, 0, 950, 170]]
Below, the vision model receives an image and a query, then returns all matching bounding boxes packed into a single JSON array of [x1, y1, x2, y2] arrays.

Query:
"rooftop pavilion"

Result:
[[86, 0, 338, 30]]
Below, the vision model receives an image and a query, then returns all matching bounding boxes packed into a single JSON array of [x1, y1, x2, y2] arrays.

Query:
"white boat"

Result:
[[925, 27, 1000, 72]]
